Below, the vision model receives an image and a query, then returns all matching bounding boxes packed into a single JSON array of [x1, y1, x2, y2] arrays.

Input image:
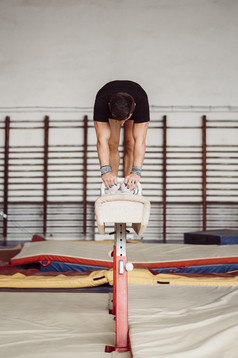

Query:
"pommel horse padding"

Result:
[[95, 194, 150, 236], [95, 192, 150, 354]]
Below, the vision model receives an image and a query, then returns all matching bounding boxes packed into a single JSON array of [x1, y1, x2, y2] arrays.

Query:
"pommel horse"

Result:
[[95, 179, 150, 353]]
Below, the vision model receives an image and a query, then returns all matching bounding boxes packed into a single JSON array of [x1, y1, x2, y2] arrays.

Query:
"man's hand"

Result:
[[102, 172, 118, 188], [124, 173, 140, 191]]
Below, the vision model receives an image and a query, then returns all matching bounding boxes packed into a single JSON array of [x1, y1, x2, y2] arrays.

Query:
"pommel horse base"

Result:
[[95, 183, 150, 353]]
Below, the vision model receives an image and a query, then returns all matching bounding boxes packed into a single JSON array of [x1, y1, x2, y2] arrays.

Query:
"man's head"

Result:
[[109, 92, 136, 121]]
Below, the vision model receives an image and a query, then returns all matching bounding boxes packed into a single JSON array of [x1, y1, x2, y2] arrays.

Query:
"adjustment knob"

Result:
[[126, 262, 134, 272], [108, 250, 113, 258]]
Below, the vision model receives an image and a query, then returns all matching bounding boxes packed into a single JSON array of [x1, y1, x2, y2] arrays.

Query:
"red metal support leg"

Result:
[[115, 254, 129, 352], [105, 223, 130, 353], [112, 245, 116, 315]]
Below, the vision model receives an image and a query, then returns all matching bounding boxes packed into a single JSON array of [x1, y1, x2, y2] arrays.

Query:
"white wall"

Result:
[[0, 0, 238, 109]]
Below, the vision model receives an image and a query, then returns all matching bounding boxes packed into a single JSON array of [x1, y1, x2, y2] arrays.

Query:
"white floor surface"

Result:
[[0, 291, 129, 358], [1, 286, 238, 357], [128, 285, 238, 358]]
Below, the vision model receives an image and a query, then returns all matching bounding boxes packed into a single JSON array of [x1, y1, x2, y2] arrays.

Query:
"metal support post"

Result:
[[114, 223, 129, 352], [105, 222, 129, 353]]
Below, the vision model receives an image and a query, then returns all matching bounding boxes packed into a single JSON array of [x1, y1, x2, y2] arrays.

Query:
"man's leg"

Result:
[[123, 120, 135, 176]]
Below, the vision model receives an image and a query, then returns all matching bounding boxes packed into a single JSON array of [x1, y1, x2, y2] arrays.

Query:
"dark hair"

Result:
[[109, 92, 136, 121]]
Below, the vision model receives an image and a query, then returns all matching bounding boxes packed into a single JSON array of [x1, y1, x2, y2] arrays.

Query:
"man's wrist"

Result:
[[130, 166, 142, 177], [100, 165, 112, 176]]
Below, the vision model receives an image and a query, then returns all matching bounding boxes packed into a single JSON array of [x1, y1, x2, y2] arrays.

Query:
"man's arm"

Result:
[[124, 122, 149, 190], [94, 121, 118, 188]]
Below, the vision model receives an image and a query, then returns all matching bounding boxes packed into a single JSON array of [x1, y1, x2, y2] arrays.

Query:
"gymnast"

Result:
[[93, 80, 150, 192]]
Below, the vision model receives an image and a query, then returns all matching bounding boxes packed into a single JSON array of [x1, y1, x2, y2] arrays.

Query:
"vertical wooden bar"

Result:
[[83, 115, 88, 237], [202, 115, 207, 230], [43, 115, 49, 237], [3, 116, 10, 244], [162, 115, 167, 243]]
